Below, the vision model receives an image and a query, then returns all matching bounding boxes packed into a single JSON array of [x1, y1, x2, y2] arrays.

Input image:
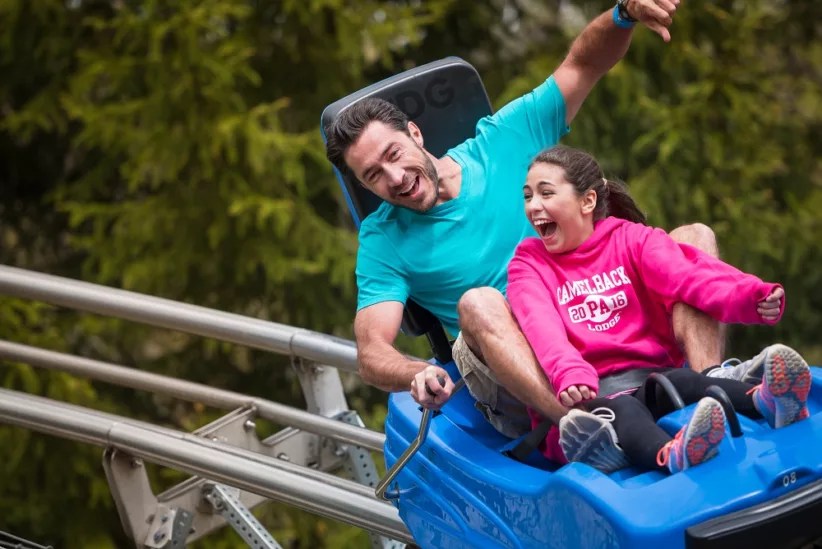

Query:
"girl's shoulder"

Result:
[[514, 236, 546, 255], [607, 217, 664, 241]]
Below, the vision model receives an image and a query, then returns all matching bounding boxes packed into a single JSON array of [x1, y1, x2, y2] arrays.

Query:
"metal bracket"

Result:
[[191, 404, 344, 472], [202, 484, 282, 549], [143, 507, 193, 548], [104, 406, 347, 546], [103, 447, 160, 545], [336, 410, 405, 549], [336, 410, 381, 489], [291, 357, 349, 417]]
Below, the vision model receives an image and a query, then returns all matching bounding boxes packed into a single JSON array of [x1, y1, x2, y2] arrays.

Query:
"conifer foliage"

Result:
[[0, 1, 819, 546]]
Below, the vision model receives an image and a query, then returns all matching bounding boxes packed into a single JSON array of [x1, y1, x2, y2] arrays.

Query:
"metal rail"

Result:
[[0, 265, 358, 372], [0, 388, 413, 544], [0, 340, 383, 452], [0, 265, 409, 546]]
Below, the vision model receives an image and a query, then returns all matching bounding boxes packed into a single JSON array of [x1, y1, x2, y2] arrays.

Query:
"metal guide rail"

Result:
[[0, 265, 412, 548], [0, 530, 52, 549]]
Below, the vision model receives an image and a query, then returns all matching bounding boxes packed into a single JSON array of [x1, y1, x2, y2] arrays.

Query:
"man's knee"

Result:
[[457, 287, 508, 326], [457, 287, 518, 351], [669, 223, 718, 257]]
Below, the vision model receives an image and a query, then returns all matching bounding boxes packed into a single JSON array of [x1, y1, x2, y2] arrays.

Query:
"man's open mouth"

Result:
[[397, 175, 419, 197]]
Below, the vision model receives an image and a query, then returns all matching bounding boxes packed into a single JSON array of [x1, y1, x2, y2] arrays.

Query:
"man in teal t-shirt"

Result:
[[326, 1, 729, 464], [356, 77, 566, 338]]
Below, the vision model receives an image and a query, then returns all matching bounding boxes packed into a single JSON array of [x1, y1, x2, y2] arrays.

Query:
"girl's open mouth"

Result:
[[534, 220, 557, 238]]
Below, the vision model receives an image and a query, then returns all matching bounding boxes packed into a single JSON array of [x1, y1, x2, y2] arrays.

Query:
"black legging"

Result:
[[584, 369, 760, 471]]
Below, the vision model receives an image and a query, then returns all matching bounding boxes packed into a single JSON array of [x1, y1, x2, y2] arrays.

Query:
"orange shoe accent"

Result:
[[656, 431, 681, 469]]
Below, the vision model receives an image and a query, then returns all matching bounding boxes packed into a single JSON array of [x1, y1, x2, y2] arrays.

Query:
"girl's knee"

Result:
[[599, 394, 646, 416], [664, 368, 703, 385]]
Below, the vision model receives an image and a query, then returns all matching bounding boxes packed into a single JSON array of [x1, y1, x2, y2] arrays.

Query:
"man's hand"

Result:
[[558, 384, 597, 407], [758, 287, 784, 323], [410, 365, 455, 410], [627, 0, 681, 43]]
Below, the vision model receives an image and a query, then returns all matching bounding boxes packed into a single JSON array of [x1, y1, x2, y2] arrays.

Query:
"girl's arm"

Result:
[[508, 252, 600, 396], [636, 226, 784, 325]]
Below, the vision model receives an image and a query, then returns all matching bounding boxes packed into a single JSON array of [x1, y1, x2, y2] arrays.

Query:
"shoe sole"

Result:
[[763, 344, 811, 428], [559, 410, 630, 473], [681, 398, 726, 469]]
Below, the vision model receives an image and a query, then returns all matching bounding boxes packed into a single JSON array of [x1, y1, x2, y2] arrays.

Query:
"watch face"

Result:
[[616, 0, 635, 21]]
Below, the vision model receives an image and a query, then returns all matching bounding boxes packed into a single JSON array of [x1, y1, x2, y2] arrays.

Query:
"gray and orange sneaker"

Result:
[[657, 397, 726, 474], [751, 344, 811, 428], [708, 343, 811, 385]]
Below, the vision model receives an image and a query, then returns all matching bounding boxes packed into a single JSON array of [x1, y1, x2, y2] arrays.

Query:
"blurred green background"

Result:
[[0, 0, 819, 546]]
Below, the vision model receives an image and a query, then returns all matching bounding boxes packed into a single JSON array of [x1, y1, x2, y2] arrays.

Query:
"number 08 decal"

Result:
[[782, 472, 797, 487]]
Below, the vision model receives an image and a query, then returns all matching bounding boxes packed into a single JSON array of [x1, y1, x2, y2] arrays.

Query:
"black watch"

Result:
[[616, 0, 637, 23]]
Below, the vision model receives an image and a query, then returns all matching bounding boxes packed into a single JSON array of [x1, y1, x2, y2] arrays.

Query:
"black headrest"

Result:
[[321, 56, 492, 226]]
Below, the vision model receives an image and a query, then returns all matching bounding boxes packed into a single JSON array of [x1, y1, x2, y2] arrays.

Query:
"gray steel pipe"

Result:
[[0, 388, 412, 543], [0, 265, 358, 372], [0, 387, 375, 499], [0, 340, 384, 451]]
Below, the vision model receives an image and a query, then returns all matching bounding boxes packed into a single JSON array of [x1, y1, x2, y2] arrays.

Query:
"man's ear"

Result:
[[581, 189, 597, 214], [408, 121, 424, 147]]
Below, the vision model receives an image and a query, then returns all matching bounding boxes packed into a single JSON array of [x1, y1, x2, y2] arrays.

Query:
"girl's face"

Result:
[[524, 162, 596, 254]]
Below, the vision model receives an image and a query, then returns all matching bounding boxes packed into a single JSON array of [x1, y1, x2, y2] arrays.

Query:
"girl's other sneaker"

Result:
[[657, 397, 726, 474], [751, 344, 812, 428]]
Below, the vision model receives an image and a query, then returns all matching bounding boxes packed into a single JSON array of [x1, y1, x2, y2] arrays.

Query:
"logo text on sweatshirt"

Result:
[[557, 266, 632, 306]]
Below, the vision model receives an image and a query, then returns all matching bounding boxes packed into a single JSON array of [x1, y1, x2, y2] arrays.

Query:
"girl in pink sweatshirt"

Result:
[[507, 145, 812, 474]]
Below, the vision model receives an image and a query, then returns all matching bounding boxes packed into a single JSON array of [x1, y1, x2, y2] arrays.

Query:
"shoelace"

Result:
[[656, 429, 684, 468], [588, 407, 616, 422], [720, 358, 742, 369]]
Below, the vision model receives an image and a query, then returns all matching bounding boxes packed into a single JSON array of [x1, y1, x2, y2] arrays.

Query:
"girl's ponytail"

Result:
[[602, 178, 646, 224]]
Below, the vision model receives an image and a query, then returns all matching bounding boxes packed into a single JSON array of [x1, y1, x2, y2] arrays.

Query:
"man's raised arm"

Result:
[[554, 0, 681, 125], [355, 301, 455, 407]]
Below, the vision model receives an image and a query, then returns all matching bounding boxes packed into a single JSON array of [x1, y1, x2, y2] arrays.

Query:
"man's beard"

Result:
[[401, 148, 440, 213]]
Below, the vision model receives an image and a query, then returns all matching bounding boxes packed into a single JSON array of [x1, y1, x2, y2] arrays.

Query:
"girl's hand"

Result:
[[757, 287, 784, 322], [558, 385, 597, 407]]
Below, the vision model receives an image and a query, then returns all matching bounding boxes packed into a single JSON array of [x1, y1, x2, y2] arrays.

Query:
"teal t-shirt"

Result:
[[356, 76, 569, 336]]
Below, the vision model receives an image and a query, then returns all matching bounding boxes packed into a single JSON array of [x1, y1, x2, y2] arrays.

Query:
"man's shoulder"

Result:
[[358, 204, 423, 258], [357, 206, 397, 254], [452, 76, 567, 166], [359, 203, 398, 234]]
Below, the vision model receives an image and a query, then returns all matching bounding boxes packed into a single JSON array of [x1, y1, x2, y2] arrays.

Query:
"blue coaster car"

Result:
[[321, 58, 822, 549], [384, 363, 822, 549]]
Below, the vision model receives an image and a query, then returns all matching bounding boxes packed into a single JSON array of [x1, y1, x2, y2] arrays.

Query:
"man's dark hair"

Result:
[[325, 98, 410, 179]]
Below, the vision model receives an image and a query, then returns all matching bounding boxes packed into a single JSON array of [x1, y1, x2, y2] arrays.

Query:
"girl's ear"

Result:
[[581, 189, 597, 214]]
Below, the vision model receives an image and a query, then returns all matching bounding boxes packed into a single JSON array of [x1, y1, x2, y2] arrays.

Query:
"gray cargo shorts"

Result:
[[452, 333, 531, 439]]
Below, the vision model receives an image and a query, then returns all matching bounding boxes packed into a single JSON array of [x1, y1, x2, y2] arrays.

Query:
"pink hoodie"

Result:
[[507, 217, 783, 397]]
